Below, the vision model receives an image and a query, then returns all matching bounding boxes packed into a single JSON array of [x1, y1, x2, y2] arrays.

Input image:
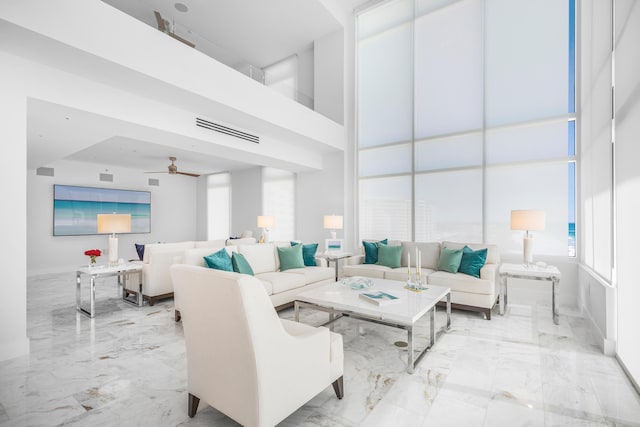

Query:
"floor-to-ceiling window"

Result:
[[262, 167, 296, 241], [206, 172, 231, 240], [357, 0, 576, 257]]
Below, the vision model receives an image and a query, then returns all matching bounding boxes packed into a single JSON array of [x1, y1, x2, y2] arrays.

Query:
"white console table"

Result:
[[499, 263, 561, 325]]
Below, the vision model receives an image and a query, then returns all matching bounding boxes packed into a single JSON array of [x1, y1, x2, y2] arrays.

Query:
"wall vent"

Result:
[[36, 167, 54, 177], [100, 173, 113, 182], [196, 117, 259, 144], [148, 178, 159, 186]]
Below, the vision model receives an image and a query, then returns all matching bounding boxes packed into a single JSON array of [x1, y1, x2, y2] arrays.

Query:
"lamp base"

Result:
[[108, 235, 118, 266], [330, 230, 337, 239], [523, 236, 533, 266]]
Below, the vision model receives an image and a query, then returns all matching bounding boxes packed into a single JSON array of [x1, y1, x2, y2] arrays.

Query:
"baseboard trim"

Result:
[[582, 301, 616, 356], [0, 336, 30, 362], [616, 355, 640, 396]]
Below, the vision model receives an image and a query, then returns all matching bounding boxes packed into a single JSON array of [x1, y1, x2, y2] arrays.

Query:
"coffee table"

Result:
[[294, 278, 451, 374], [76, 262, 143, 318]]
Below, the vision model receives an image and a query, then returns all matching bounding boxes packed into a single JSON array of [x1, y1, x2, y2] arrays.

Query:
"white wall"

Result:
[[296, 151, 345, 247], [0, 0, 346, 154], [195, 175, 208, 240], [578, 0, 640, 388], [577, 0, 617, 355], [27, 160, 197, 275], [315, 29, 345, 124], [0, 68, 29, 361], [297, 45, 315, 110], [614, 0, 640, 388], [231, 168, 263, 238]]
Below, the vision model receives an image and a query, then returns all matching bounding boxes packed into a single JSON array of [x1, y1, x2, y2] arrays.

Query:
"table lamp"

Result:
[[510, 210, 545, 266], [97, 213, 131, 266], [257, 215, 275, 243], [323, 215, 343, 239]]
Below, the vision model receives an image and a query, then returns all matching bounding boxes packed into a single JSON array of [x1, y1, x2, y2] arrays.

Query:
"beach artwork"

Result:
[[53, 185, 151, 236]]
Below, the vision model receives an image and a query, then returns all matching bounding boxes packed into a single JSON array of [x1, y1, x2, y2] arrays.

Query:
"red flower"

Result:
[[84, 249, 102, 257]]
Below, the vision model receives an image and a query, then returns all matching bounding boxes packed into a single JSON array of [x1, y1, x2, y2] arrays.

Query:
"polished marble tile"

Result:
[[0, 272, 639, 426]]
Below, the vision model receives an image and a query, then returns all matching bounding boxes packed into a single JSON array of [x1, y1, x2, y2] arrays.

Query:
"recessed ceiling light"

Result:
[[174, 3, 188, 12]]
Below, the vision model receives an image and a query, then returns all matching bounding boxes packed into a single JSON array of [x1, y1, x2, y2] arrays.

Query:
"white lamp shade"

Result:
[[510, 210, 545, 231], [323, 215, 343, 230], [257, 215, 275, 228], [97, 214, 131, 234]]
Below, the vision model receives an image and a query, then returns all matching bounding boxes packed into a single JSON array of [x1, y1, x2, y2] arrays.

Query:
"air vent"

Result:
[[196, 118, 259, 144], [100, 173, 113, 182], [36, 167, 54, 177], [148, 178, 159, 186]]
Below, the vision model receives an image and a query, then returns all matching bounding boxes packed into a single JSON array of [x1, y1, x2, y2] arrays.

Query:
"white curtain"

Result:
[[357, 0, 574, 255], [262, 167, 296, 241], [207, 173, 231, 240]]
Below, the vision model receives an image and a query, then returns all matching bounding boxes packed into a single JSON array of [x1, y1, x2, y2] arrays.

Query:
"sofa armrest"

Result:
[[480, 263, 498, 290], [346, 254, 364, 265]]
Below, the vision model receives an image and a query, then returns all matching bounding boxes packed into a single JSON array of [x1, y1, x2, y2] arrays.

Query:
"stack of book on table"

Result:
[[359, 290, 399, 306]]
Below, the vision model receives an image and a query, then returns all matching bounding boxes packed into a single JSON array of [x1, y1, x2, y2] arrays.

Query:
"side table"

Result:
[[320, 252, 352, 281], [76, 262, 143, 318], [499, 263, 561, 325]]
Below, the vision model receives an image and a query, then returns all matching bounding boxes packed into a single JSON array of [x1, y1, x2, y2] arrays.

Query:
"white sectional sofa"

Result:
[[344, 241, 500, 319], [125, 238, 256, 306], [177, 242, 334, 321]]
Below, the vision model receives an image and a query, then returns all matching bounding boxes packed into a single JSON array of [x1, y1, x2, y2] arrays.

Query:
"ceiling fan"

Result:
[[154, 11, 196, 48], [145, 157, 200, 177]]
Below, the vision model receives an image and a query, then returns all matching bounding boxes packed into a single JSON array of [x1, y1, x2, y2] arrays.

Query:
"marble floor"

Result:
[[1, 273, 639, 427]]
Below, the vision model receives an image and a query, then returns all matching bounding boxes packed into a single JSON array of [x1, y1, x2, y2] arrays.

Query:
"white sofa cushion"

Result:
[[256, 272, 307, 294], [343, 263, 389, 279], [239, 244, 277, 274], [142, 241, 194, 264], [193, 239, 227, 248], [384, 267, 436, 281], [282, 266, 334, 283], [400, 241, 441, 270], [427, 271, 494, 294], [183, 246, 236, 267]]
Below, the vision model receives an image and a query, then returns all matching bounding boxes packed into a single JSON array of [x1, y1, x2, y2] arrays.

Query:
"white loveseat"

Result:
[[125, 238, 256, 306], [344, 241, 500, 319], [176, 242, 335, 321]]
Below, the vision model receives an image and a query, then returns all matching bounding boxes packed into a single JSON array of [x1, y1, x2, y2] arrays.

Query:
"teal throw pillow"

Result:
[[203, 248, 233, 272], [458, 246, 488, 278], [231, 252, 254, 276], [290, 242, 319, 266], [363, 239, 388, 264], [278, 244, 305, 271], [376, 244, 402, 268], [437, 247, 464, 273]]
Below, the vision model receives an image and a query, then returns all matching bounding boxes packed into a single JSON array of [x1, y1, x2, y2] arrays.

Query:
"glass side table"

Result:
[[76, 262, 143, 318], [320, 252, 353, 281], [499, 263, 561, 325]]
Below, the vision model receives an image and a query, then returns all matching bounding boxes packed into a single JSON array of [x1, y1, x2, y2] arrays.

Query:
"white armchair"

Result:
[[170, 264, 344, 427]]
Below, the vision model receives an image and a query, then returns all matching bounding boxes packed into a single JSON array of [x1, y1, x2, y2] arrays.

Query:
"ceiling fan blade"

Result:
[[176, 171, 201, 177], [144, 171, 168, 174]]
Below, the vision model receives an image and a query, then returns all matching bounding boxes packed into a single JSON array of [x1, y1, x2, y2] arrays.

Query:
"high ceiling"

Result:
[[101, 0, 343, 69], [26, 0, 369, 175]]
